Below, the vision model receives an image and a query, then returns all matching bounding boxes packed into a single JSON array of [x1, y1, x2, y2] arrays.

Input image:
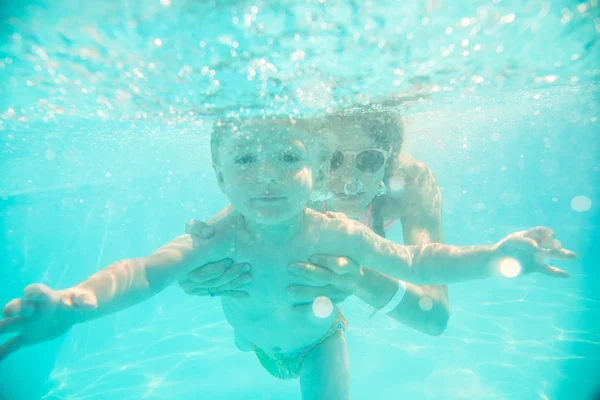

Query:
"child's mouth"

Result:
[[335, 192, 364, 200], [254, 196, 286, 203]]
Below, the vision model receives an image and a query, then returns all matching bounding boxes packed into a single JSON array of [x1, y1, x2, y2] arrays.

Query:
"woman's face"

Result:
[[322, 122, 389, 217]]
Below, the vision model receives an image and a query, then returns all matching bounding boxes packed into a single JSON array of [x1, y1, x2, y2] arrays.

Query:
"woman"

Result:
[[181, 106, 450, 336]]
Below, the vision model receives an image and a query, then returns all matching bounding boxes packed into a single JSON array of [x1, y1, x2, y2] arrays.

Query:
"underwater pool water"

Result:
[[0, 1, 599, 399]]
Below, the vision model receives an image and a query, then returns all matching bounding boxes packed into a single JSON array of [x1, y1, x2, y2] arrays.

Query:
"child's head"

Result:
[[320, 105, 404, 218], [211, 116, 331, 224]]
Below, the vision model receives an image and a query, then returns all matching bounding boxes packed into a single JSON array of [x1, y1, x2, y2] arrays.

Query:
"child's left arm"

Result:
[[321, 221, 576, 285]]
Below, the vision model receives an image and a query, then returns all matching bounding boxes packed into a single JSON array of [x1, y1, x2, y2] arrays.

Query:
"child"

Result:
[[0, 116, 576, 400]]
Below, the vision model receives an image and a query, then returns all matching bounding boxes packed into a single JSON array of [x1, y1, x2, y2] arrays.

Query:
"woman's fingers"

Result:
[[191, 263, 251, 288], [186, 259, 233, 282], [288, 262, 335, 283], [308, 255, 357, 275], [0, 335, 23, 362], [185, 219, 216, 239], [211, 274, 252, 292], [180, 262, 252, 296], [191, 289, 249, 298], [179, 279, 202, 295]]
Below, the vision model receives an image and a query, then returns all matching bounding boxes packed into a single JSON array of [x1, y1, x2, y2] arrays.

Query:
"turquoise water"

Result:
[[0, 1, 599, 399]]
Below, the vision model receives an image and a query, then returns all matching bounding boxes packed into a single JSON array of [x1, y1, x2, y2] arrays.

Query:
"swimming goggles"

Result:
[[329, 148, 391, 173]]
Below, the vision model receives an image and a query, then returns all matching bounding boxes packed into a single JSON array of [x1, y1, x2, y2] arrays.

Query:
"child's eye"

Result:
[[235, 155, 255, 164], [282, 153, 300, 162]]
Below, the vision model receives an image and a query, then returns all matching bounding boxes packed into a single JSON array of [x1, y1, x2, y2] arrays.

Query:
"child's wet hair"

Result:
[[210, 115, 332, 166]]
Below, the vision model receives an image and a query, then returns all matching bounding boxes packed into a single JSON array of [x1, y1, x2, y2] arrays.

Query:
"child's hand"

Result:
[[492, 227, 577, 278], [0, 284, 97, 361]]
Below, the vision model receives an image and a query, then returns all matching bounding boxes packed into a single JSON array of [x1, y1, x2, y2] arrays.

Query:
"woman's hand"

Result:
[[493, 226, 577, 278], [286, 255, 364, 310], [285, 211, 363, 308], [179, 219, 252, 298]]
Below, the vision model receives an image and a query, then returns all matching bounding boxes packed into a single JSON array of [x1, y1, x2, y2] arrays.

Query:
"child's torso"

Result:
[[212, 212, 337, 353]]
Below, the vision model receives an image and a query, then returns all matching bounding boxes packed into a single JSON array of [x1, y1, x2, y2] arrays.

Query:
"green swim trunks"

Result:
[[252, 311, 348, 380]]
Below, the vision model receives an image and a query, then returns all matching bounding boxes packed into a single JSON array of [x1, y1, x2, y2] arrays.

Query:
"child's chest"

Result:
[[228, 238, 317, 300]]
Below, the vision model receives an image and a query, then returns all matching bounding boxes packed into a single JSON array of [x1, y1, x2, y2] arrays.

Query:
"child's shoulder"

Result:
[[210, 209, 243, 235]]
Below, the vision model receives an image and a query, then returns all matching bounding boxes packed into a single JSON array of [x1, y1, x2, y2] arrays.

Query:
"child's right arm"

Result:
[[0, 234, 216, 361]]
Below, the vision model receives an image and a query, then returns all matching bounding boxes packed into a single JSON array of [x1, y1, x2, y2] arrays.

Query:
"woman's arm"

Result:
[[382, 155, 449, 334]]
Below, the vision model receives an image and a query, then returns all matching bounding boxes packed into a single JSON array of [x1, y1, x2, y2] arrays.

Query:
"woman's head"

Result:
[[319, 105, 404, 217]]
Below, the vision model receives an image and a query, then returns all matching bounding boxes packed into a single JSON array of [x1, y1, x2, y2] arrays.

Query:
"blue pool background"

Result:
[[1, 1, 599, 399]]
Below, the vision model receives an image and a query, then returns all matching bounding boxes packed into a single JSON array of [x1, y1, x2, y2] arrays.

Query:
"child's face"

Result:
[[215, 121, 322, 224], [324, 122, 389, 215]]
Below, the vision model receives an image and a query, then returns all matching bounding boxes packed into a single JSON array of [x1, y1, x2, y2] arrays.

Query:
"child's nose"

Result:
[[257, 162, 279, 183]]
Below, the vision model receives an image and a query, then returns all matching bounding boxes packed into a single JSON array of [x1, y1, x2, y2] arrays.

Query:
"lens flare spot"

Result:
[[499, 258, 521, 278], [388, 175, 405, 192], [570, 195, 591, 212], [419, 296, 433, 311], [312, 296, 333, 318]]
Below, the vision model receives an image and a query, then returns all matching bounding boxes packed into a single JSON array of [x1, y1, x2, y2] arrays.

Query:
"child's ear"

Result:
[[213, 164, 226, 192]]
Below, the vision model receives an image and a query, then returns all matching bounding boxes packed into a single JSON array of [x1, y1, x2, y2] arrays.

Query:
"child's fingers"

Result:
[[524, 226, 555, 243], [560, 249, 578, 259], [545, 248, 578, 260], [3, 299, 37, 318], [23, 284, 54, 303], [539, 264, 571, 278], [0, 335, 23, 362], [505, 237, 539, 253], [0, 316, 25, 334]]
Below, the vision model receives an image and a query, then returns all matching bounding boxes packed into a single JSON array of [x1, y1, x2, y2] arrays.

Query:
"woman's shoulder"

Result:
[[380, 152, 442, 219]]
